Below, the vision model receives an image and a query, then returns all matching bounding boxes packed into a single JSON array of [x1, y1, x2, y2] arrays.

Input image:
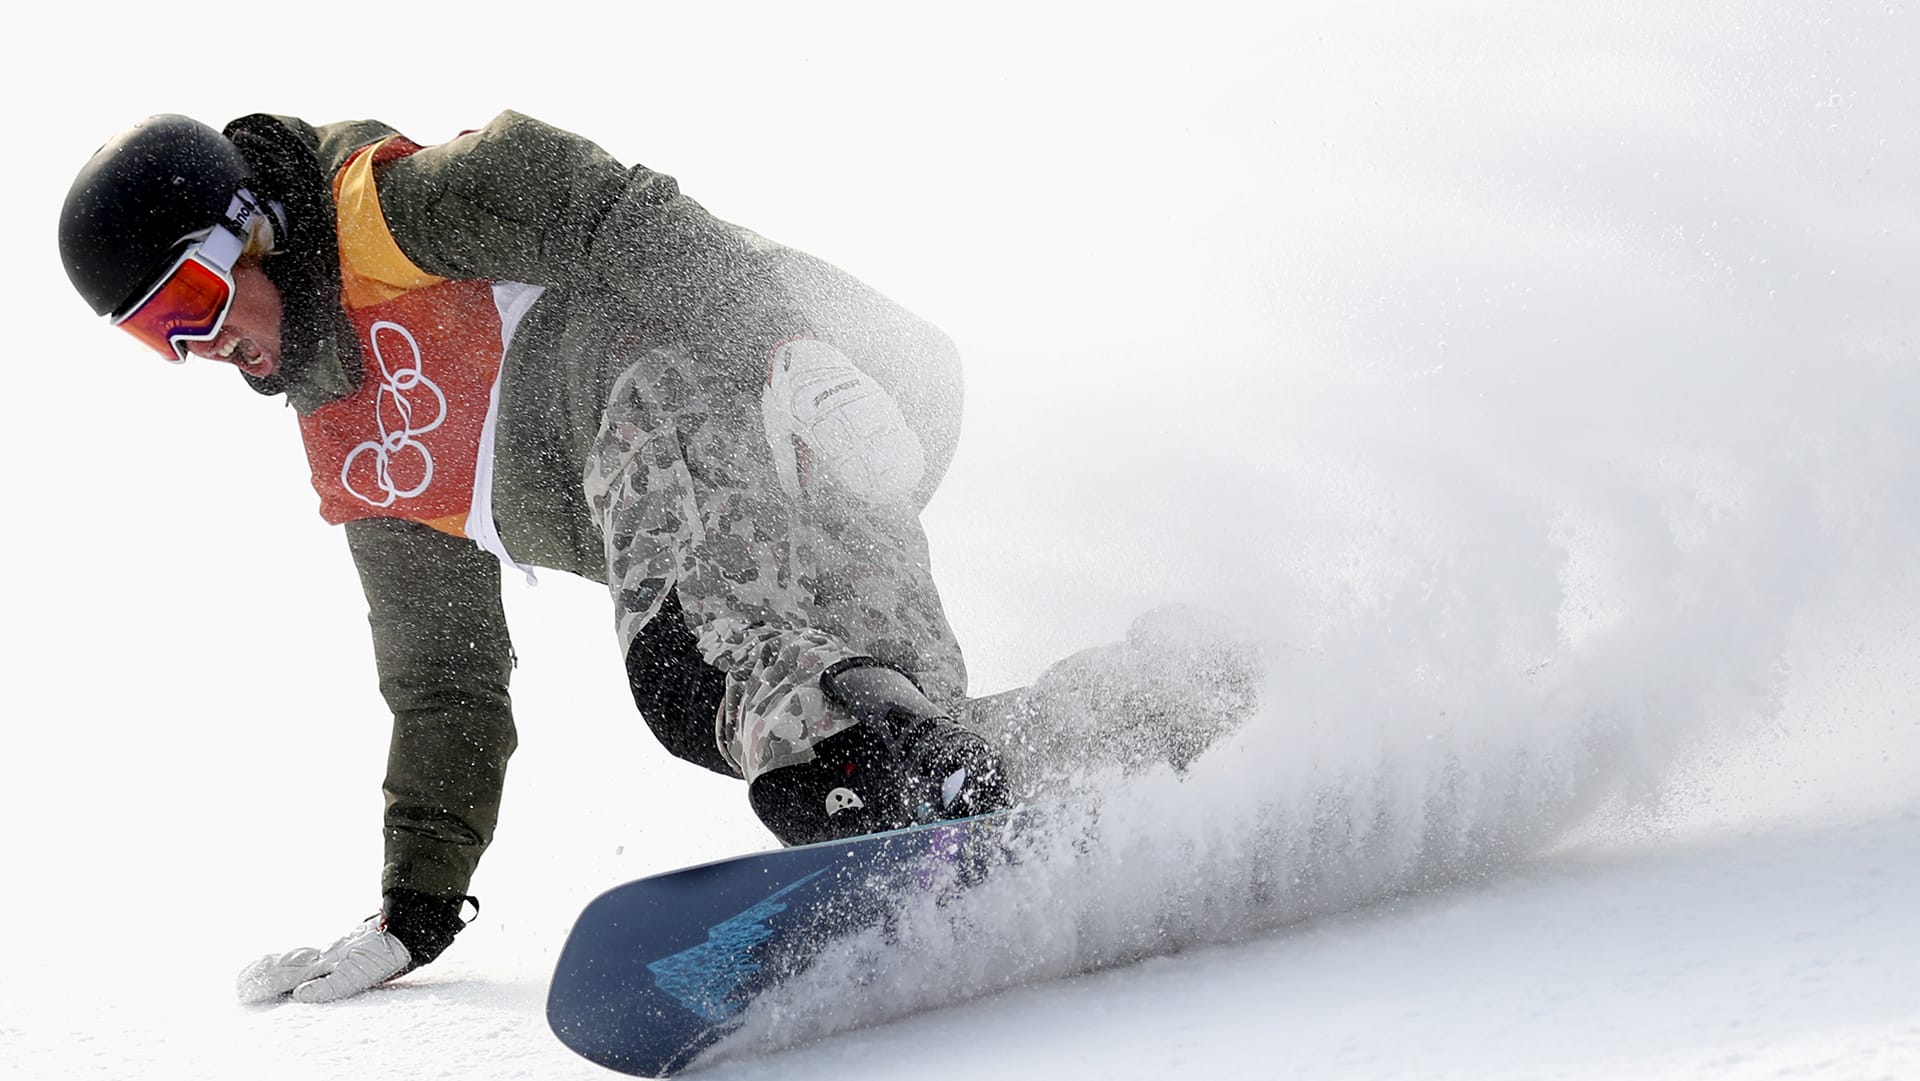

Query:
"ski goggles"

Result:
[[111, 191, 269, 363]]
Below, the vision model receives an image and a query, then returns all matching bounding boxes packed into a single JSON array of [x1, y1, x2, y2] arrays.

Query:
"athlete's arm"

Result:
[[368, 110, 694, 288], [344, 516, 517, 902]]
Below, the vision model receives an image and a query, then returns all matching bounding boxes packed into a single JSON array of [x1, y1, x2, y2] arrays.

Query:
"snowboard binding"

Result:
[[748, 659, 1010, 846]]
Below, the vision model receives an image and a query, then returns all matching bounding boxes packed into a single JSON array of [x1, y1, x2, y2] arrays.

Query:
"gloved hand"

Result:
[[236, 890, 474, 1004], [760, 338, 926, 503]]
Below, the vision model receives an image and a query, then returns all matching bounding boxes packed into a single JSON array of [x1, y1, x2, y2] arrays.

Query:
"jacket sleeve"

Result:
[[369, 111, 709, 288], [345, 517, 517, 900], [369, 110, 809, 357]]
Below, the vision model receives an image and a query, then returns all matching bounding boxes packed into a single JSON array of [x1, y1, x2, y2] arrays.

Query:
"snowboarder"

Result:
[[58, 111, 1013, 1003]]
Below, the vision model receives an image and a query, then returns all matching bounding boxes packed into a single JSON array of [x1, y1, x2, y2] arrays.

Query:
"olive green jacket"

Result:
[[248, 112, 962, 899]]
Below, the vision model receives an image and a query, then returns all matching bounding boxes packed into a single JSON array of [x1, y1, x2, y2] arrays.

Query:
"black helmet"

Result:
[[59, 115, 255, 318]]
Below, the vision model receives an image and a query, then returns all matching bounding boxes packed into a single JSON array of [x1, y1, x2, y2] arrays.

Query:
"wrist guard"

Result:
[[380, 889, 476, 970]]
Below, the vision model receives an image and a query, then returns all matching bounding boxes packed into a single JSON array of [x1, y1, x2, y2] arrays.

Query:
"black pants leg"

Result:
[[624, 589, 734, 776]]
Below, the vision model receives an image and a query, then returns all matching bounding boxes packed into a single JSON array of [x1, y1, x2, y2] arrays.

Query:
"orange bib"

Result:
[[299, 277, 507, 537], [295, 136, 540, 565]]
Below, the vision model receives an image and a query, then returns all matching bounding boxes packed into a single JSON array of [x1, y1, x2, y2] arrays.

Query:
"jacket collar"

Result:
[[222, 113, 399, 414]]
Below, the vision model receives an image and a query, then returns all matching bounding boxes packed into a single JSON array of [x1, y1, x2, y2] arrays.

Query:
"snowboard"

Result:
[[546, 810, 1016, 1077]]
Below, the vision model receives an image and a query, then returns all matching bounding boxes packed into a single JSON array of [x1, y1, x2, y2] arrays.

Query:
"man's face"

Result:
[[183, 261, 283, 379]]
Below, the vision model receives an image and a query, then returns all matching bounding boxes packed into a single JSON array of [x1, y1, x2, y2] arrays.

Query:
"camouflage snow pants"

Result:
[[583, 339, 966, 783]]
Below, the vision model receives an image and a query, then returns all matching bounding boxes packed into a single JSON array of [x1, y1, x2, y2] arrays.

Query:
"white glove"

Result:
[[236, 915, 413, 1005], [761, 338, 926, 503]]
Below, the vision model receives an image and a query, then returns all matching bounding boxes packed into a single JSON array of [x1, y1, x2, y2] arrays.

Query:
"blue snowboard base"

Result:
[[547, 811, 1013, 1076]]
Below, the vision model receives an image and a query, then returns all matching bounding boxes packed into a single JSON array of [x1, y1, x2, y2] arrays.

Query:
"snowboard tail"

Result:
[[547, 811, 1013, 1076]]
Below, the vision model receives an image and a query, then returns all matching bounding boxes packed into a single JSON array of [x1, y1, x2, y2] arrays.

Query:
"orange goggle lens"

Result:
[[114, 254, 235, 363]]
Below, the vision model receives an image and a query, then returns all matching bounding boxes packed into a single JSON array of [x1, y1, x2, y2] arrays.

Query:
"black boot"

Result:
[[747, 659, 1011, 847]]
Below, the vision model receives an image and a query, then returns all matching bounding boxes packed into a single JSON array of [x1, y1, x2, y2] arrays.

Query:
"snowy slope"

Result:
[[709, 813, 1920, 1081], [4, 2, 1917, 1079]]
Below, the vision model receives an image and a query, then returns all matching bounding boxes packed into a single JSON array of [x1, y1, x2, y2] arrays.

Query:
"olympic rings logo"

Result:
[[341, 320, 447, 508]]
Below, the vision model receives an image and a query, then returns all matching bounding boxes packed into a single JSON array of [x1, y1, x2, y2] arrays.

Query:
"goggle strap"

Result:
[[197, 220, 245, 275], [218, 188, 282, 262]]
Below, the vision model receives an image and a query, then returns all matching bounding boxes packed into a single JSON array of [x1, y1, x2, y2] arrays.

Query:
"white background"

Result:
[[1, 2, 1915, 1078]]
